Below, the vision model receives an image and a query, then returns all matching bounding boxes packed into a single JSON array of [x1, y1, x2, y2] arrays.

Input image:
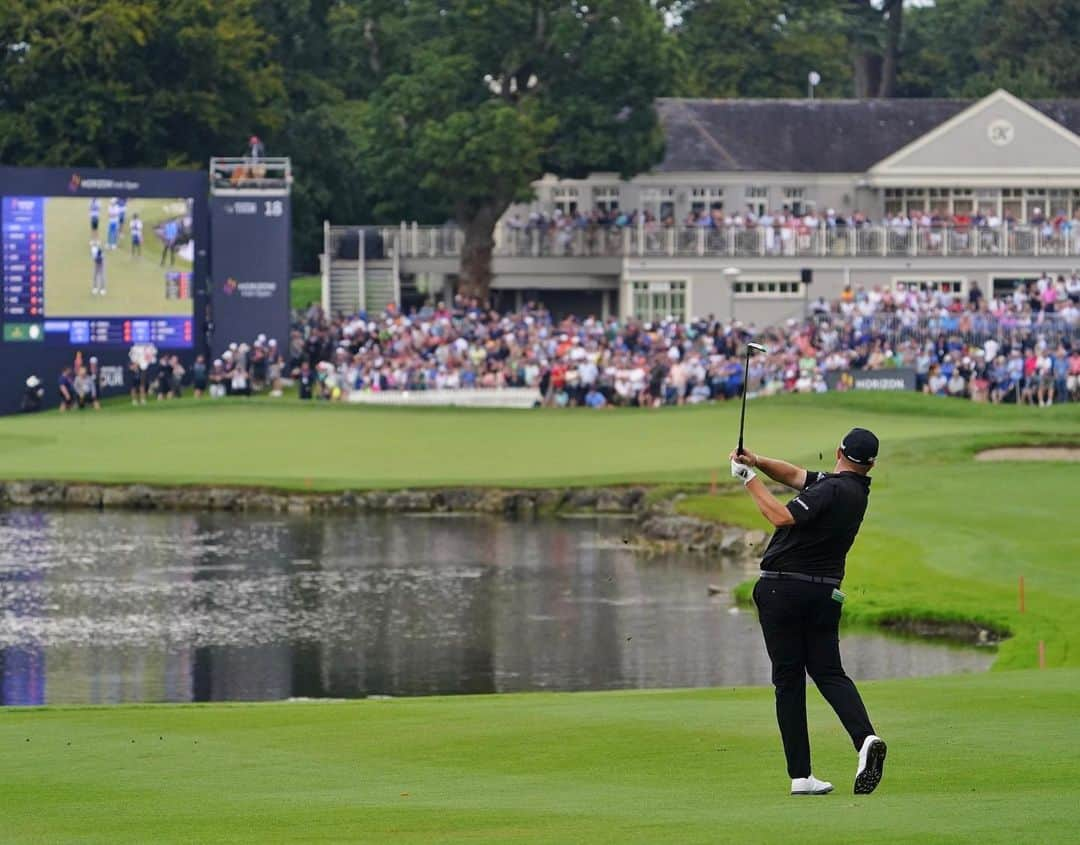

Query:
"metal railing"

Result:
[[382, 222, 1080, 260], [209, 156, 291, 192], [842, 313, 1079, 349]]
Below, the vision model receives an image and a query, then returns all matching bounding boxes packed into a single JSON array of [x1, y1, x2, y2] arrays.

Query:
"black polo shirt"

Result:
[[760, 470, 871, 581]]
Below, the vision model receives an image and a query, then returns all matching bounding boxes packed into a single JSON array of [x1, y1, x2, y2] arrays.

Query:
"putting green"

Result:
[[0, 392, 1075, 490], [1, 670, 1076, 843]]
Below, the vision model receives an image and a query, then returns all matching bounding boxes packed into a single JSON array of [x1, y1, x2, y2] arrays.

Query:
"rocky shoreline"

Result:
[[0, 479, 765, 558]]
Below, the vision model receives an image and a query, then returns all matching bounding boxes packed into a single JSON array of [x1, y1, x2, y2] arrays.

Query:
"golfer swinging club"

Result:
[[730, 428, 886, 796]]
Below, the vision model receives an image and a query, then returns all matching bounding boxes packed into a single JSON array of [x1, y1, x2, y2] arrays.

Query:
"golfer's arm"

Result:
[[744, 477, 796, 527], [753, 455, 807, 490]]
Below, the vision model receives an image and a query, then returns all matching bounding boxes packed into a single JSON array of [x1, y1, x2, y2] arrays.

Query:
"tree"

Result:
[[0, 0, 284, 167], [897, 0, 1080, 99], [351, 0, 676, 299], [251, 0, 376, 268], [974, 0, 1080, 97], [846, 0, 903, 98], [896, 0, 994, 97], [674, 0, 851, 99]]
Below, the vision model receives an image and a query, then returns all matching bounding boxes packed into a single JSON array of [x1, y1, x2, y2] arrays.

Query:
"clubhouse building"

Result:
[[326, 89, 1080, 324]]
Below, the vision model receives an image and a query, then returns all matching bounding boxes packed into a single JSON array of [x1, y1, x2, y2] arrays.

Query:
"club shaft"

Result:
[[737, 348, 751, 455]]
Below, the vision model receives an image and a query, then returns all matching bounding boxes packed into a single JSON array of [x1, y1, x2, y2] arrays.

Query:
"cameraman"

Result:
[[21, 376, 44, 413]]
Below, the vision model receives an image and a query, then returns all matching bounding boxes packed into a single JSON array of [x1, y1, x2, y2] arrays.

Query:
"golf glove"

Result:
[[731, 459, 757, 486]]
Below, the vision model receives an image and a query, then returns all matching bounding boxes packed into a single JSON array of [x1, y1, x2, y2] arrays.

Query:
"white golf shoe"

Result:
[[854, 735, 887, 794], [790, 775, 833, 795]]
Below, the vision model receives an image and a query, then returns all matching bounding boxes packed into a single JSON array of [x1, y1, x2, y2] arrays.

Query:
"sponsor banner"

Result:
[[825, 368, 917, 392], [347, 388, 538, 409], [209, 195, 290, 356]]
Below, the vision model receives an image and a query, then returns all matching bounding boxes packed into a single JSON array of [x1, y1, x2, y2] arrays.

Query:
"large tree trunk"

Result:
[[457, 204, 503, 303], [877, 0, 903, 98], [849, 0, 881, 98], [853, 51, 881, 98]]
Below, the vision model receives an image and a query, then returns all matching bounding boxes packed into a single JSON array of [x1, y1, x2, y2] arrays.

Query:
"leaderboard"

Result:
[[2, 196, 45, 320], [2, 194, 194, 348], [43, 317, 193, 346]]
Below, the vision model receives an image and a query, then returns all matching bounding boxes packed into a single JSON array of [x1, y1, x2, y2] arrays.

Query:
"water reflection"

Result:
[[0, 510, 993, 705]]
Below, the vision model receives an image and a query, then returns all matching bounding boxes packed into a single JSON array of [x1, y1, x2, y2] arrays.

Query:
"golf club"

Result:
[[737, 342, 768, 456]]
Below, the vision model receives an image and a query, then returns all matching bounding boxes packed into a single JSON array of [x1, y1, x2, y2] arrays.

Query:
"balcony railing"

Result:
[[210, 156, 291, 193], [382, 222, 1080, 260]]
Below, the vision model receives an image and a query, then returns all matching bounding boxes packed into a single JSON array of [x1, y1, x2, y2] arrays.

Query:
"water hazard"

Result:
[[0, 511, 992, 705]]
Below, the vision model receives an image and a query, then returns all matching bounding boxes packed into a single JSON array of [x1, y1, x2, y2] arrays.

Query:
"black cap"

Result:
[[841, 428, 879, 465]]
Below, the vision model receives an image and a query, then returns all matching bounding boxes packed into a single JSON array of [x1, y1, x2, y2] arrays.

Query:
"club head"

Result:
[[746, 342, 768, 355]]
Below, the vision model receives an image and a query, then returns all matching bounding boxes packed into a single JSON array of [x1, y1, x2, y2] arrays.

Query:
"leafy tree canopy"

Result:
[[349, 0, 676, 295]]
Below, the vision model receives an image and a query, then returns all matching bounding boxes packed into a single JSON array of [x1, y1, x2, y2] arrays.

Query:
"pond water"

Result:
[[0, 510, 992, 705]]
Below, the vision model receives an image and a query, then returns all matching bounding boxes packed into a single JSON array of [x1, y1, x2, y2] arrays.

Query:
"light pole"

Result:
[[808, 71, 821, 100]]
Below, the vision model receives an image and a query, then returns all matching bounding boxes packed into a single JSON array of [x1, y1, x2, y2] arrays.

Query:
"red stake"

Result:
[[1018, 575, 1025, 614]]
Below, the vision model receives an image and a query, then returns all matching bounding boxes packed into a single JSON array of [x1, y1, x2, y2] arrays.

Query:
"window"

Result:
[[640, 188, 675, 222], [632, 280, 687, 322], [594, 186, 620, 213], [894, 279, 963, 294], [732, 280, 803, 298], [991, 276, 1038, 298], [744, 186, 768, 216], [690, 187, 724, 215], [552, 186, 578, 215]]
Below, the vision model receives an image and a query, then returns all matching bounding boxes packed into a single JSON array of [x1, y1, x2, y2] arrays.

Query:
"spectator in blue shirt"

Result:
[[1052, 345, 1069, 402], [584, 387, 607, 408]]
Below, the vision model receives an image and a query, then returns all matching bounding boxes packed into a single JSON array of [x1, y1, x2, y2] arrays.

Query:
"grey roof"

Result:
[[655, 97, 1080, 173]]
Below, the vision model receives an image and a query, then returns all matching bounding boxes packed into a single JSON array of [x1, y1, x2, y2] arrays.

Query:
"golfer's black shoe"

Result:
[[854, 735, 887, 795]]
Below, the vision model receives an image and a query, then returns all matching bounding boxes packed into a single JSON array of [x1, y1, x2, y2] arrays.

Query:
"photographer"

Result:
[[73, 366, 96, 410], [21, 376, 44, 413], [208, 359, 228, 398]]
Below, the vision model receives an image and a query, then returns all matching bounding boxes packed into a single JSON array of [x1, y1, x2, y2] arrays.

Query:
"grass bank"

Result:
[[290, 273, 321, 310], [2, 670, 1077, 843]]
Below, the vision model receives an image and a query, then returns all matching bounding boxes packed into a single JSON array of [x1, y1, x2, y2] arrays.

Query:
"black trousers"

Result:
[[752, 577, 875, 778]]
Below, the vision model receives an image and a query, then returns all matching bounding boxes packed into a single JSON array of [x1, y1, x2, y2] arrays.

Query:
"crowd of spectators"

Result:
[[509, 203, 1080, 235], [39, 270, 1079, 411], [279, 273, 1078, 407], [502, 203, 1080, 257]]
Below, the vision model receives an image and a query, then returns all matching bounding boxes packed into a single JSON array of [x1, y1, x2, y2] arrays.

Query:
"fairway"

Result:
[[44, 196, 192, 317], [1, 670, 1077, 843]]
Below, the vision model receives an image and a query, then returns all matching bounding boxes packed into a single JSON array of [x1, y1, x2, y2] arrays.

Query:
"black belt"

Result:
[[759, 570, 841, 587]]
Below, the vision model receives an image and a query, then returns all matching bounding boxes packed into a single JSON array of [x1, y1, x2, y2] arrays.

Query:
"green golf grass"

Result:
[[44, 196, 191, 317], [290, 273, 321, 309], [0, 392, 1075, 490], [2, 670, 1077, 843], [1, 393, 1077, 841]]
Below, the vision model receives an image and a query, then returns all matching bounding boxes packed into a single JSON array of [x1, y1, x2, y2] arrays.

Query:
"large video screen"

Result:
[[2, 195, 194, 347]]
